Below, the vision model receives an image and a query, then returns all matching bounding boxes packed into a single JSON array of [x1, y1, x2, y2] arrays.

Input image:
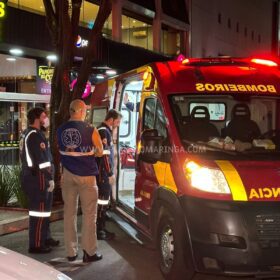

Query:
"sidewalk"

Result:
[[0, 204, 64, 236]]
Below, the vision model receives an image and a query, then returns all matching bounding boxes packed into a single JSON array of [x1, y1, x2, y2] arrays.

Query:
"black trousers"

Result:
[[21, 170, 52, 248], [97, 181, 111, 231]]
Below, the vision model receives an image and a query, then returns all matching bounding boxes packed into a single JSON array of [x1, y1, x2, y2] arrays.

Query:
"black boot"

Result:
[[45, 238, 60, 247], [97, 206, 115, 240], [83, 250, 102, 263], [29, 246, 52, 254]]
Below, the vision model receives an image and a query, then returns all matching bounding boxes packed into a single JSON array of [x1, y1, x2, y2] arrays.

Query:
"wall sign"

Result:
[[0, 1, 6, 18], [76, 35, 88, 48], [37, 66, 54, 95]]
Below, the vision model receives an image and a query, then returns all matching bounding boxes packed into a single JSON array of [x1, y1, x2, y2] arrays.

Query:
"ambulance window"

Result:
[[92, 107, 107, 127], [143, 98, 168, 139], [143, 98, 156, 129], [119, 108, 131, 137], [154, 101, 167, 139], [189, 102, 226, 121]]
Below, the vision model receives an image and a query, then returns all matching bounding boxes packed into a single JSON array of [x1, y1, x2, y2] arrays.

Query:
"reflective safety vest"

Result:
[[20, 127, 53, 180], [57, 120, 98, 176]]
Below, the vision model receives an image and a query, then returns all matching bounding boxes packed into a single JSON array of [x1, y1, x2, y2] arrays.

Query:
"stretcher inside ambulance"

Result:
[[94, 57, 280, 279]]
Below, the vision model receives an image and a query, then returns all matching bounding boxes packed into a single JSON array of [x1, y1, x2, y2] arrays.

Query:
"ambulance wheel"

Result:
[[158, 211, 194, 280]]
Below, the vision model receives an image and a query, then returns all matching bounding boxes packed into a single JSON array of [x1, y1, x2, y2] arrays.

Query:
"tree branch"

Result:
[[73, 0, 112, 99], [43, 0, 58, 45], [70, 0, 82, 57]]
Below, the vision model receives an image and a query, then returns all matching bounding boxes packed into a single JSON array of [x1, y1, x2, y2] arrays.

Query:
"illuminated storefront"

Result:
[[0, 53, 50, 164]]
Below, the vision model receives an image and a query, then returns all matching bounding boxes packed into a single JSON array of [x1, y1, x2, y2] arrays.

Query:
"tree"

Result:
[[42, 0, 112, 198]]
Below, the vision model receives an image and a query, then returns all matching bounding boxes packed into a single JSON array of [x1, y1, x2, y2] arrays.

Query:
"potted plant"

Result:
[[0, 165, 14, 207], [10, 165, 28, 209]]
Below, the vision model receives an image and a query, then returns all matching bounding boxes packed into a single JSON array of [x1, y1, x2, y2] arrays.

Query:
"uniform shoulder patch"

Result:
[[40, 142, 46, 149]]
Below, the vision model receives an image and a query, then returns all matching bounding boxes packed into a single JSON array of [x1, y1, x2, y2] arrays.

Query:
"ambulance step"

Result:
[[108, 211, 144, 245]]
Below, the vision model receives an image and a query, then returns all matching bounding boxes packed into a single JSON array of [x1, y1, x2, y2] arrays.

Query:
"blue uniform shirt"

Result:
[[57, 120, 98, 176]]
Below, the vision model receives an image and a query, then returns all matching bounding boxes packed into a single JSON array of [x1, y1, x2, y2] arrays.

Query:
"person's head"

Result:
[[104, 109, 122, 129], [69, 99, 87, 121], [27, 107, 49, 129]]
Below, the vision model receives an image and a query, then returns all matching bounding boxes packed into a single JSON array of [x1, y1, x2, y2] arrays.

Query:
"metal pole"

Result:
[[14, 59, 16, 93]]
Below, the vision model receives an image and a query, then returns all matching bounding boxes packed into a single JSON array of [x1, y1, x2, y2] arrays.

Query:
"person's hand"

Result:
[[48, 180, 55, 192], [109, 175, 115, 186]]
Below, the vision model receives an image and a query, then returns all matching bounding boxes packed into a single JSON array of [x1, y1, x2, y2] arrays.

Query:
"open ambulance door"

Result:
[[113, 74, 143, 213]]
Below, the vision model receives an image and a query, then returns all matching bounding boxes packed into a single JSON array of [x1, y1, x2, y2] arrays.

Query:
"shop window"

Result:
[[80, 1, 99, 28], [103, 14, 112, 38], [8, 0, 112, 37], [8, 0, 45, 15], [121, 15, 153, 51], [80, 1, 112, 38], [161, 28, 181, 56]]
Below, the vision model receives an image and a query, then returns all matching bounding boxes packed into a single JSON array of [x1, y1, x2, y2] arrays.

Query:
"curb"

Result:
[[0, 207, 64, 236]]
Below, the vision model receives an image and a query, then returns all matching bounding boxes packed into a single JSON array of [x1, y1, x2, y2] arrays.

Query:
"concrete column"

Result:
[[153, 0, 161, 52], [112, 0, 124, 42], [186, 0, 192, 57]]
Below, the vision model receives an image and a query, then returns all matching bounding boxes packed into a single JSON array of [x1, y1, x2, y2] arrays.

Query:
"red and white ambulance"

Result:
[[91, 57, 280, 279]]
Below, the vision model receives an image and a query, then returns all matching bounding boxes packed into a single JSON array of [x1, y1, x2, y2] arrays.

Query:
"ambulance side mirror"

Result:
[[139, 129, 163, 163]]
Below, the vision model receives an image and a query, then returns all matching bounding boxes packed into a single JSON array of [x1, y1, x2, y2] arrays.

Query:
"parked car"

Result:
[[0, 246, 72, 280]]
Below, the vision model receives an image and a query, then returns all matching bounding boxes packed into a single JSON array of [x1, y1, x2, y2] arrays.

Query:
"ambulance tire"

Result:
[[158, 211, 194, 280]]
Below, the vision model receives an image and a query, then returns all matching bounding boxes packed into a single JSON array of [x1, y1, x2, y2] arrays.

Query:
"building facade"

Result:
[[190, 0, 275, 57]]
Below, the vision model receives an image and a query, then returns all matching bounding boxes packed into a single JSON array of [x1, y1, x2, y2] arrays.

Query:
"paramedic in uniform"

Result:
[[57, 99, 103, 263], [96, 109, 122, 240], [20, 107, 57, 254]]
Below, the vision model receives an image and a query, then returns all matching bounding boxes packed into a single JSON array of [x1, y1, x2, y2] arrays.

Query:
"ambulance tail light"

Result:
[[184, 161, 231, 194], [250, 58, 278, 67]]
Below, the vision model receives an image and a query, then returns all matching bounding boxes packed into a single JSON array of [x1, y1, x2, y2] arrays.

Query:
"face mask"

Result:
[[42, 117, 50, 129]]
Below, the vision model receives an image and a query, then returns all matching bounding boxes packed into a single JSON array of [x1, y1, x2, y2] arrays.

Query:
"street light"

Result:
[[106, 69, 117, 75], [9, 48, 23, 56], [46, 54, 58, 64]]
